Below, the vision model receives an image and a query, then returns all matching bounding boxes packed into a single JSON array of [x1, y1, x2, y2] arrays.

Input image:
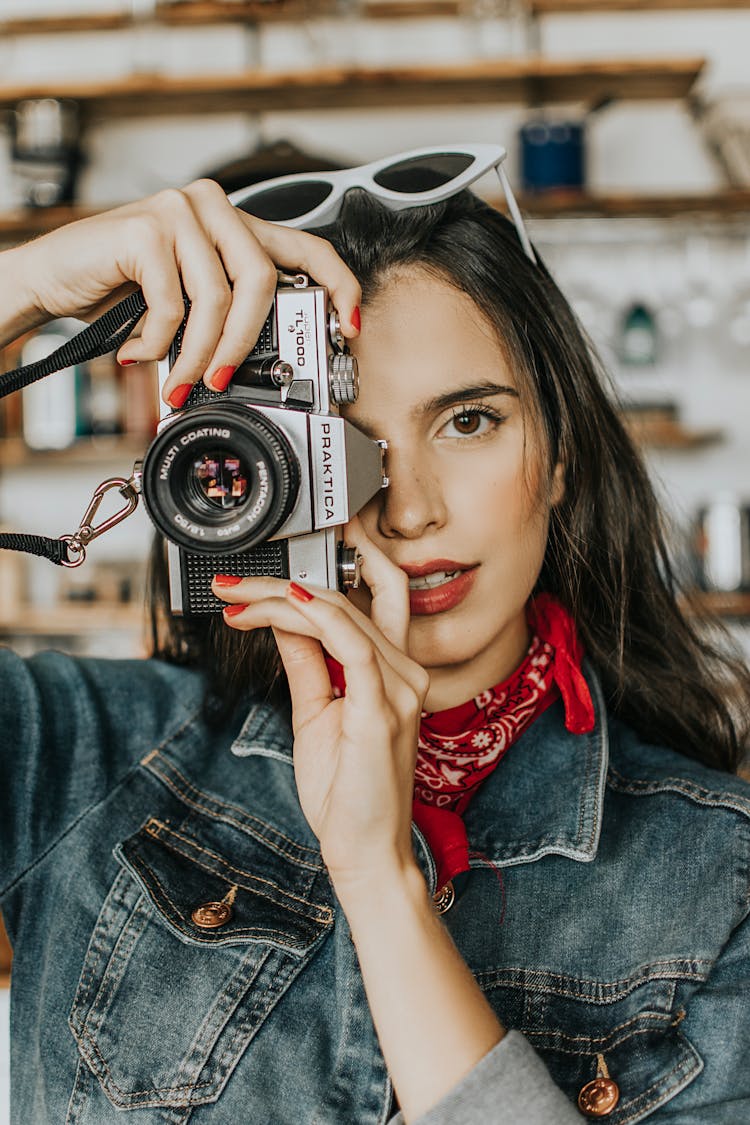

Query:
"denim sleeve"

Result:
[[0, 647, 202, 893], [386, 1030, 583, 1125]]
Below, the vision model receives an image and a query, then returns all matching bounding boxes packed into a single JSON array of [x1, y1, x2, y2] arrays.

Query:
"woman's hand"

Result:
[[1, 178, 361, 405], [212, 517, 429, 893]]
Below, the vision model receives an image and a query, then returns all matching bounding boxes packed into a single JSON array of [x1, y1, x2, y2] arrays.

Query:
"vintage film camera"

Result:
[[137, 275, 388, 615]]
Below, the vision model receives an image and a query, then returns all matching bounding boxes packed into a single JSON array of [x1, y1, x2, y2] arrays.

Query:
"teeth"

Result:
[[408, 570, 460, 590]]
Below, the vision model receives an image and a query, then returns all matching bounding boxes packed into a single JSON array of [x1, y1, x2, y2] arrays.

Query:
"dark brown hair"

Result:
[[150, 190, 749, 772]]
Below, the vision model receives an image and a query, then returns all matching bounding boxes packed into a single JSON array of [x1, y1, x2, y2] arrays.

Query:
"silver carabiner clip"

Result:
[[60, 477, 140, 568]]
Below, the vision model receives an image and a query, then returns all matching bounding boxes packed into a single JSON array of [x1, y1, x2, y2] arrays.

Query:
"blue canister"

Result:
[[519, 119, 586, 193]]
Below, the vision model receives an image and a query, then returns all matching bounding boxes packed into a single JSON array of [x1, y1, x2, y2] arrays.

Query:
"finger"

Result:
[[346, 516, 410, 652], [219, 591, 392, 721], [116, 244, 186, 368], [212, 572, 420, 691], [114, 188, 231, 401], [271, 627, 335, 734], [182, 181, 278, 390], [221, 586, 427, 732], [240, 215, 362, 337], [282, 583, 391, 717], [160, 200, 235, 399]]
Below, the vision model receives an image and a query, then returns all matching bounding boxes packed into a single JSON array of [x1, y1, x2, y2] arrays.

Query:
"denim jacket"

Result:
[[1, 647, 749, 1125]]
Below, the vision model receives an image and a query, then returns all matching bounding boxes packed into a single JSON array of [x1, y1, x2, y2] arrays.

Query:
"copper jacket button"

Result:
[[191, 901, 232, 929], [578, 1077, 620, 1116], [433, 882, 455, 915]]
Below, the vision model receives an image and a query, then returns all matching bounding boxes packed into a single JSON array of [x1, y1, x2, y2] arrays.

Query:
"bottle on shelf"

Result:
[[20, 320, 87, 450], [617, 301, 659, 368], [9, 321, 159, 454]]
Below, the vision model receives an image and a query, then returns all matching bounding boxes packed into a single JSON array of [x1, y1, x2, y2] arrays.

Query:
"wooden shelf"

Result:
[[518, 189, 750, 218], [621, 413, 724, 449], [0, 2, 340, 34], [0, 57, 705, 121], [0, 435, 147, 468], [684, 590, 750, 619], [0, 206, 100, 240], [1, 191, 749, 244], [0, 0, 746, 35], [0, 603, 145, 636]]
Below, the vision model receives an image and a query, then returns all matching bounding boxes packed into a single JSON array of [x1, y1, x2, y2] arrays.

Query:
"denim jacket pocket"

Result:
[[68, 815, 334, 1112], [480, 968, 703, 1124]]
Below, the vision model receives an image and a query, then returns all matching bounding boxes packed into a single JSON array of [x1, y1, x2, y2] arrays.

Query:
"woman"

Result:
[[1, 163, 749, 1125]]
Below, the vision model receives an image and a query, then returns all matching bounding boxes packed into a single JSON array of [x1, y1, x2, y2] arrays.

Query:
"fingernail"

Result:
[[223, 603, 248, 617], [214, 573, 243, 586], [210, 365, 237, 392], [351, 306, 361, 332], [167, 383, 193, 409], [119, 358, 137, 366], [288, 581, 314, 603]]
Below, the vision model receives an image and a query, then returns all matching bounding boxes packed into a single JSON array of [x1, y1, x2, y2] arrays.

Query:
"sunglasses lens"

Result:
[[373, 153, 475, 194], [237, 180, 334, 222]]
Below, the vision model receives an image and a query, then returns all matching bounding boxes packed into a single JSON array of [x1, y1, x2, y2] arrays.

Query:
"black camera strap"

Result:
[[0, 289, 150, 566], [0, 290, 148, 399]]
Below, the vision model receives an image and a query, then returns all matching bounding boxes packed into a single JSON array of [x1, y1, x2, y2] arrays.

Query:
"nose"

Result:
[[376, 445, 447, 540]]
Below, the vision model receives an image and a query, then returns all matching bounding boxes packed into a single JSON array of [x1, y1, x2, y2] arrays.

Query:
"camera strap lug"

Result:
[[59, 476, 140, 568], [276, 270, 308, 289]]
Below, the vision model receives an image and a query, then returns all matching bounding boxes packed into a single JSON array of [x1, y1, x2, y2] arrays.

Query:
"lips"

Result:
[[400, 560, 478, 616]]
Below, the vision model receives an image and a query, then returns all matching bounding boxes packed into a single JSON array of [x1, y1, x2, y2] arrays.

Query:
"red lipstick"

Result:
[[401, 560, 478, 617]]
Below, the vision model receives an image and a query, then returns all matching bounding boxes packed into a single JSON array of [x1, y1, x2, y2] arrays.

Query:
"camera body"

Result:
[[138, 277, 387, 615]]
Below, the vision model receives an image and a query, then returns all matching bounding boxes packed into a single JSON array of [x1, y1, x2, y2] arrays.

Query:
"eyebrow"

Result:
[[418, 381, 519, 416]]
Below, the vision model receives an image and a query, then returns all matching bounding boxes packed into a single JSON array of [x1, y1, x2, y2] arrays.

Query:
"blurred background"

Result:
[[1, 1, 750, 1112]]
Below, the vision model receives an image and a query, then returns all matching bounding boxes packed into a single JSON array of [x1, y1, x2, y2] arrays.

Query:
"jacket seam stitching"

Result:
[[140, 819, 333, 922], [614, 1034, 702, 1125], [607, 765, 750, 818], [578, 665, 608, 853], [125, 851, 323, 947], [476, 960, 711, 993], [523, 1009, 674, 1050], [144, 752, 322, 866]]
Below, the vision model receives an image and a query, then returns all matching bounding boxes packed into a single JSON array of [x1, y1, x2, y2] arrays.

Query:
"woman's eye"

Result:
[[452, 411, 481, 435], [441, 408, 502, 439]]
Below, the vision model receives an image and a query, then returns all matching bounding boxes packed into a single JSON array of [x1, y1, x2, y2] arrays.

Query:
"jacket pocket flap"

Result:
[[534, 983, 703, 1121], [116, 817, 334, 953]]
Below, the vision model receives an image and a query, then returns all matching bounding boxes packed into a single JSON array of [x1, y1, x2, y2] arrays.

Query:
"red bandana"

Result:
[[414, 593, 594, 813], [324, 593, 595, 890]]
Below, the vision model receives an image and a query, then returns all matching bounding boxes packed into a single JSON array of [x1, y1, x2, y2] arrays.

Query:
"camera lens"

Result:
[[141, 403, 300, 553], [190, 452, 249, 512]]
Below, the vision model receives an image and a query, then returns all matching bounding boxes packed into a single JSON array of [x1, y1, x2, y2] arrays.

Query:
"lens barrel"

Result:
[[141, 403, 300, 553]]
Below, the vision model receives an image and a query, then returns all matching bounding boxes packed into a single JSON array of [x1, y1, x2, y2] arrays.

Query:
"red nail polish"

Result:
[[210, 365, 237, 392], [214, 573, 242, 586], [288, 581, 314, 603], [168, 383, 193, 409], [351, 306, 361, 332], [223, 603, 248, 617], [119, 358, 137, 366]]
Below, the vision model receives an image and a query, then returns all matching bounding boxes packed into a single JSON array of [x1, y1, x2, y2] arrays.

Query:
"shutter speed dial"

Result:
[[328, 352, 359, 404]]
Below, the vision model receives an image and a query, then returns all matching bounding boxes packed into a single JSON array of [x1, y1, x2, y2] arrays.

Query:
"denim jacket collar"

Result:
[[233, 661, 609, 880], [461, 661, 609, 869]]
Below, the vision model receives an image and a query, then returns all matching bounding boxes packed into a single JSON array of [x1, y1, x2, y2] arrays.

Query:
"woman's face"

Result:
[[345, 267, 562, 710]]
